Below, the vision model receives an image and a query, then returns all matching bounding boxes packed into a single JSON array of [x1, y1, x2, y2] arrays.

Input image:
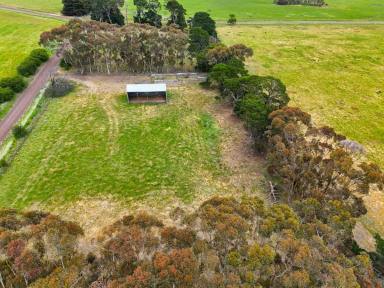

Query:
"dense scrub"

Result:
[[0, 209, 83, 287], [40, 19, 189, 74], [0, 194, 381, 287]]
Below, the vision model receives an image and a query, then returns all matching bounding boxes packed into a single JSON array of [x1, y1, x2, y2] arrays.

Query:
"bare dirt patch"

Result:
[[211, 102, 267, 199], [353, 222, 376, 252], [361, 190, 384, 238]]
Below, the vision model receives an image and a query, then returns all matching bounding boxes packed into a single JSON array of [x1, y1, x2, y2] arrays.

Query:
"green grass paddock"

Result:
[[0, 10, 60, 78], [0, 86, 224, 209], [0, 0, 383, 20], [219, 25, 384, 167], [0, 10, 61, 119]]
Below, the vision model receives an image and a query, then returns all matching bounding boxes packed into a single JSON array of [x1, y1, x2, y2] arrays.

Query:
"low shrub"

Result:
[[60, 58, 72, 70], [17, 58, 41, 77], [13, 125, 28, 139], [375, 234, 384, 255], [227, 14, 237, 25], [30, 48, 49, 63], [0, 159, 7, 168], [44, 77, 75, 98], [0, 75, 26, 93], [0, 87, 15, 103]]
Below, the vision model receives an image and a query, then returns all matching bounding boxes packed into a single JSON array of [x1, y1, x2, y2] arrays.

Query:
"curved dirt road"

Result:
[[0, 54, 61, 143]]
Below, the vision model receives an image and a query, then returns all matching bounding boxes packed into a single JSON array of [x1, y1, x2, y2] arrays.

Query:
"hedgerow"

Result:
[[0, 75, 26, 93], [17, 49, 49, 77], [0, 87, 15, 103]]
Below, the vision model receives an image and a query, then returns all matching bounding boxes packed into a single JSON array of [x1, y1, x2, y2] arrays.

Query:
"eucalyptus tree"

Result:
[[90, 0, 125, 26], [40, 20, 189, 74], [133, 0, 162, 27], [190, 12, 217, 38], [62, 0, 90, 16], [165, 0, 187, 29]]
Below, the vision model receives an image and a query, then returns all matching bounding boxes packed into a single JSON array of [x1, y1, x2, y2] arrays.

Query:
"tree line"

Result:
[[40, 20, 189, 74], [200, 37, 384, 283], [40, 10, 218, 74], [0, 49, 49, 104], [61, 0, 189, 28]]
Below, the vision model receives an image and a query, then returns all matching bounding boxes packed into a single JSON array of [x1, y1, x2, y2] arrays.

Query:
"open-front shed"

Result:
[[126, 83, 167, 103]]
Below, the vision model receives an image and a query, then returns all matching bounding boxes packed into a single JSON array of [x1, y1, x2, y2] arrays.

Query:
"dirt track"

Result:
[[0, 54, 61, 143], [0, 4, 68, 21]]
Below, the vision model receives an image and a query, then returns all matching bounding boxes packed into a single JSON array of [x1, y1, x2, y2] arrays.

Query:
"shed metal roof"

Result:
[[126, 83, 167, 93]]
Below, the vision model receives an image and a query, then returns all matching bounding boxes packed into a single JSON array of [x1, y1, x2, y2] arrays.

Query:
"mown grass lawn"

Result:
[[219, 25, 384, 168], [1, 0, 384, 20], [0, 85, 224, 209]]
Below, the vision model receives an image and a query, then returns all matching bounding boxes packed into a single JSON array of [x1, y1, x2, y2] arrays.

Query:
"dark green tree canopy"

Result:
[[223, 75, 289, 109], [133, 0, 162, 27], [190, 12, 217, 38], [0, 75, 26, 93], [62, 0, 90, 16], [165, 0, 187, 29], [227, 14, 237, 25], [208, 59, 248, 89], [188, 27, 210, 56], [90, 0, 125, 26], [234, 93, 269, 136]]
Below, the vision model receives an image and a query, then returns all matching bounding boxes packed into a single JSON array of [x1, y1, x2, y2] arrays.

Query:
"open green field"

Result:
[[1, 0, 384, 20], [219, 25, 384, 167], [0, 10, 61, 119], [0, 85, 227, 209], [0, 10, 60, 78]]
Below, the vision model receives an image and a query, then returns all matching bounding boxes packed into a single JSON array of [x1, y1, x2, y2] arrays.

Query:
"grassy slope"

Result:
[[219, 25, 384, 168], [0, 86, 225, 209], [0, 10, 61, 118], [1, 0, 384, 20]]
